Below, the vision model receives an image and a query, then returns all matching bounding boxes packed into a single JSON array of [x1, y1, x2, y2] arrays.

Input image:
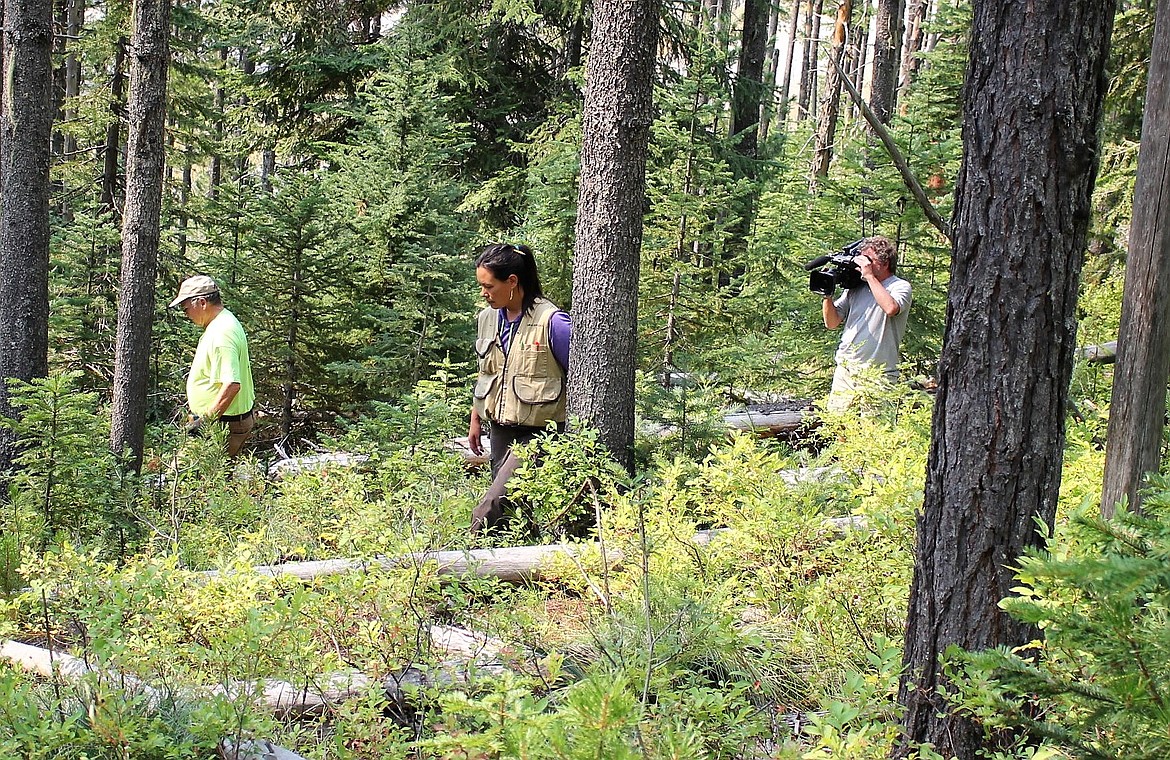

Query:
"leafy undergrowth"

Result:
[[0, 373, 1113, 759]]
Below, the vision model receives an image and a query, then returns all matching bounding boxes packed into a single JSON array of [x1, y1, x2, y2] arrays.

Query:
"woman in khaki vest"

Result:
[[468, 243, 571, 533]]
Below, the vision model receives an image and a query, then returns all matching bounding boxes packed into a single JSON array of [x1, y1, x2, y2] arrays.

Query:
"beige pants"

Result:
[[225, 413, 255, 457], [827, 364, 859, 412]]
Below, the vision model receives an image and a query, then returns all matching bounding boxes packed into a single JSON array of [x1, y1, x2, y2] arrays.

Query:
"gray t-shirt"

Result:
[[832, 274, 912, 378]]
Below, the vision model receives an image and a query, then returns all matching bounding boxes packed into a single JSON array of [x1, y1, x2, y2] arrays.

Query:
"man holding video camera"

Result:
[[820, 236, 912, 411]]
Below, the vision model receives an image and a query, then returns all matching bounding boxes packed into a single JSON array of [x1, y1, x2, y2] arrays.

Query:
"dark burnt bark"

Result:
[[100, 36, 126, 215], [895, 1, 1117, 757], [869, 0, 904, 124], [810, 0, 853, 185]]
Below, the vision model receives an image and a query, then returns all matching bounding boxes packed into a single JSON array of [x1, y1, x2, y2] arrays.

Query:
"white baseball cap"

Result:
[[168, 275, 219, 309]]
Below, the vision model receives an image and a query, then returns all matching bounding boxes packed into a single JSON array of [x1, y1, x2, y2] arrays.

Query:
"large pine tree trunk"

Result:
[[730, 0, 768, 159], [810, 0, 853, 187], [110, 0, 172, 469], [725, 0, 770, 272], [570, 0, 660, 473], [0, 0, 53, 474], [869, 0, 903, 123], [1101, 0, 1170, 516], [895, 1, 1117, 757]]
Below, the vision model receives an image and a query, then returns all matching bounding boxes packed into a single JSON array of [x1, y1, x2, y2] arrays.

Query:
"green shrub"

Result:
[[948, 490, 1170, 758]]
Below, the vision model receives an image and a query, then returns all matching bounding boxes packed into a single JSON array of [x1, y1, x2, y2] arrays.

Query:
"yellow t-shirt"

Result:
[[186, 308, 255, 417]]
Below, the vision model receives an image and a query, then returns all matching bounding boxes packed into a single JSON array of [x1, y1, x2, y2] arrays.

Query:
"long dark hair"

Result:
[[475, 243, 544, 314]]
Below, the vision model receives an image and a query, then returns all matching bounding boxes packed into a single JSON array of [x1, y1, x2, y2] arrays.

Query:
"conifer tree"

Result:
[[0, 0, 54, 476], [571, 0, 661, 471], [897, 1, 1118, 756], [111, 0, 172, 470]]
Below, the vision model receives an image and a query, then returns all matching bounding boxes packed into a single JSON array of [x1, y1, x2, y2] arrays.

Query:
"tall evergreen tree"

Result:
[[896, 0, 1117, 756], [0, 0, 54, 475], [570, 0, 661, 471], [110, 0, 171, 470], [870, 0, 904, 123], [1101, 0, 1170, 515]]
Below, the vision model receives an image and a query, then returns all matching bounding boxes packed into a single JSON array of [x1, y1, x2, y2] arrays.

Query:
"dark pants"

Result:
[[470, 423, 551, 534]]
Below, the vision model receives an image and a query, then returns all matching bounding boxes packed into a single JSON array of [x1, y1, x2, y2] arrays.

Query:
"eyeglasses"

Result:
[[181, 297, 202, 312]]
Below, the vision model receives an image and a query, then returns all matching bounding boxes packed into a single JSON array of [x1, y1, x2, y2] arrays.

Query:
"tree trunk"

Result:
[[796, 0, 818, 118], [896, 0, 928, 112], [110, 0, 172, 470], [51, 0, 65, 161], [777, 0, 802, 126], [178, 146, 192, 259], [100, 36, 126, 215], [870, 0, 903, 123], [724, 0, 770, 273], [1101, 0, 1170, 517], [283, 249, 301, 440], [62, 0, 82, 158], [261, 148, 276, 191], [810, 0, 853, 187], [570, 0, 660, 473], [208, 46, 227, 200], [757, 0, 782, 145], [0, 0, 53, 475], [730, 0, 769, 160], [895, 1, 1117, 757]]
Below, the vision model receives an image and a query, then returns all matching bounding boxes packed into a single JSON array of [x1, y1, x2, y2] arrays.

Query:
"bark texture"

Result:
[[570, 0, 660, 472], [730, 0, 769, 159], [896, 1, 1117, 757], [100, 36, 126, 215], [110, 0, 172, 468], [1101, 0, 1170, 516], [811, 0, 853, 184], [0, 0, 53, 472], [869, 0, 904, 123]]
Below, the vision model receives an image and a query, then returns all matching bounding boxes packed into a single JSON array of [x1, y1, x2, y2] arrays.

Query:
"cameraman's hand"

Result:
[[854, 254, 877, 281]]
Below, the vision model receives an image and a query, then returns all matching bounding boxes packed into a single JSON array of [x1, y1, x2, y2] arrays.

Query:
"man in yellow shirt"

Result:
[[169, 275, 256, 456]]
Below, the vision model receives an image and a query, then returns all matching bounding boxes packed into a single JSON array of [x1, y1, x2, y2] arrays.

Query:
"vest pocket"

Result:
[[473, 373, 499, 400], [512, 375, 563, 404], [475, 337, 496, 357]]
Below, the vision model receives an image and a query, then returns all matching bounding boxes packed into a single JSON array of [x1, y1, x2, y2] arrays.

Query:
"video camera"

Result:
[[804, 239, 866, 297]]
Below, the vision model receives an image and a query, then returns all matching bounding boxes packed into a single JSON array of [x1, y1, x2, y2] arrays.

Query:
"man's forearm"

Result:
[[865, 276, 901, 317], [206, 382, 242, 419], [822, 297, 843, 329]]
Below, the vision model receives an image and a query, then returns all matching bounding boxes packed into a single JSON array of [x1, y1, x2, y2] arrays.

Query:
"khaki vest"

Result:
[[473, 298, 567, 428]]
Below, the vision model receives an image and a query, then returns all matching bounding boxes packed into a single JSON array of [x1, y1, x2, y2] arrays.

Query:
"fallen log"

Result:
[[218, 543, 595, 585], [2, 622, 524, 742], [219, 739, 308, 760], [1077, 340, 1117, 364], [206, 517, 864, 586], [723, 409, 808, 435], [447, 402, 815, 466]]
